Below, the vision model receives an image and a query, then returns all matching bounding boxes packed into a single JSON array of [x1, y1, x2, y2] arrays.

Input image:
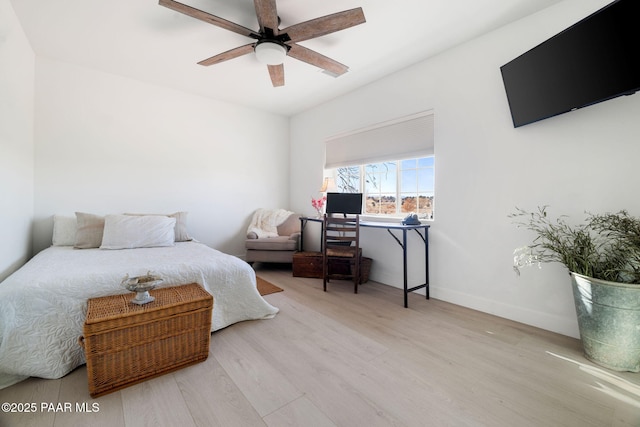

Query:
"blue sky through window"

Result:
[[336, 156, 434, 217]]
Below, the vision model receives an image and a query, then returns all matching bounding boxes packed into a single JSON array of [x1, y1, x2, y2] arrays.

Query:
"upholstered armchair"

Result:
[[245, 211, 301, 264]]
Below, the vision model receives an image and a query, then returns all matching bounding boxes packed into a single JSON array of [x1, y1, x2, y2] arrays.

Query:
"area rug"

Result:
[[256, 276, 284, 296]]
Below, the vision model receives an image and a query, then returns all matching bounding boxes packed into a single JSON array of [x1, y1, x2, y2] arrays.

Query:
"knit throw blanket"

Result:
[[247, 208, 294, 238]]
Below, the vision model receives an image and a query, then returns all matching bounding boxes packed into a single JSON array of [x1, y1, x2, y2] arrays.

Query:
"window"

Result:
[[325, 111, 435, 219], [334, 156, 434, 219]]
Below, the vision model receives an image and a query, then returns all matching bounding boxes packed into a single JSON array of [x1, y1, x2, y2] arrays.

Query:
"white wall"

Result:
[[32, 58, 290, 258], [6, 0, 639, 338], [0, 0, 34, 281], [290, 0, 640, 338]]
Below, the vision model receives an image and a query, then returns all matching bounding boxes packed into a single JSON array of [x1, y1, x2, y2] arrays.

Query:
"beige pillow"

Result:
[[124, 211, 192, 242], [74, 212, 105, 249], [277, 213, 301, 236], [52, 215, 77, 246]]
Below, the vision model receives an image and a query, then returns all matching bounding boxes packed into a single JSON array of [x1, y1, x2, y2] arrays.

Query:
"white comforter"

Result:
[[0, 242, 278, 386]]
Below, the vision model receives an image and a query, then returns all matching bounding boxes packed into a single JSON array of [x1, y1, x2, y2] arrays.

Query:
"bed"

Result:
[[0, 213, 279, 388]]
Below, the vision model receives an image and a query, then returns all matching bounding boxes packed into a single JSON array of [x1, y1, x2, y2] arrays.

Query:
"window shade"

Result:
[[324, 111, 434, 169]]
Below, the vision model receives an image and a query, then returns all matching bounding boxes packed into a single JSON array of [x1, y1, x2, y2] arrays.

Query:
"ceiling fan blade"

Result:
[[268, 64, 285, 87], [287, 43, 349, 76], [197, 44, 255, 66], [283, 8, 365, 43], [159, 0, 260, 39], [254, 0, 279, 35]]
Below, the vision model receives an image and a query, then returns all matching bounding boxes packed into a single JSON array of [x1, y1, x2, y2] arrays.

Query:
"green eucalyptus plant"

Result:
[[510, 206, 640, 284]]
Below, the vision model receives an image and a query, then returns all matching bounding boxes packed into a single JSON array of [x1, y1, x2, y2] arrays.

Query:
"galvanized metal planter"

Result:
[[571, 272, 640, 372]]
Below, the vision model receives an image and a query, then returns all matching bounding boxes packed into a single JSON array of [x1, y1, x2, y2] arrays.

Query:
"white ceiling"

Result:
[[10, 0, 563, 116]]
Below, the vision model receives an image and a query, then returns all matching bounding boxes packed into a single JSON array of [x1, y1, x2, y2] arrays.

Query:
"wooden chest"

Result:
[[293, 251, 372, 283], [293, 251, 324, 278], [81, 283, 213, 397]]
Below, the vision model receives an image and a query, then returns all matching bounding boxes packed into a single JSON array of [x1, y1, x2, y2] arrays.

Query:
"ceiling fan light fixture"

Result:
[[254, 41, 287, 65]]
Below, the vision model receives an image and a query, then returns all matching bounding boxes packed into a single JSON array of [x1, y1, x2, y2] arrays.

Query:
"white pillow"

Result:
[[100, 214, 176, 250], [52, 215, 77, 246], [124, 211, 192, 242]]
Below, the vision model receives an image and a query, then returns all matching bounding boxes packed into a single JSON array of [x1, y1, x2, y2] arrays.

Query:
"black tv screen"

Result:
[[500, 0, 640, 128], [326, 193, 363, 214]]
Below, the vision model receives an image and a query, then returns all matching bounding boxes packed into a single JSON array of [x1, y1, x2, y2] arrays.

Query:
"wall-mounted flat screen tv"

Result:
[[500, 0, 640, 128], [326, 193, 363, 215]]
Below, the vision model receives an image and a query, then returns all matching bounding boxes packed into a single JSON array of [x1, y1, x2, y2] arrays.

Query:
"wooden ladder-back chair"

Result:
[[322, 214, 362, 293]]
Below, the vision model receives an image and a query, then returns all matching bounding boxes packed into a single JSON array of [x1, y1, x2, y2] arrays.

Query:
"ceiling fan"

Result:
[[159, 0, 366, 87]]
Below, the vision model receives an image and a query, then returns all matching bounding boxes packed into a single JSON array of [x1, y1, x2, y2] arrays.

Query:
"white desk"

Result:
[[299, 217, 430, 308]]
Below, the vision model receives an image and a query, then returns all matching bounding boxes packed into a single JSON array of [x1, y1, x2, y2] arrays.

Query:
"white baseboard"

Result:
[[371, 272, 579, 339]]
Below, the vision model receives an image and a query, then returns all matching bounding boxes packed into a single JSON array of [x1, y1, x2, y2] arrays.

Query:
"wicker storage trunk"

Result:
[[81, 283, 213, 397]]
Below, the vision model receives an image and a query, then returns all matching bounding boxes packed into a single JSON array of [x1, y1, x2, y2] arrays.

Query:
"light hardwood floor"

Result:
[[1, 265, 639, 427]]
